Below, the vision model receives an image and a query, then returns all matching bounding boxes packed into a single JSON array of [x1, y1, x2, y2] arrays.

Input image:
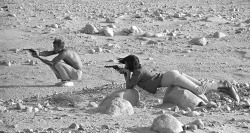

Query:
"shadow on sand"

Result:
[[0, 84, 56, 89]]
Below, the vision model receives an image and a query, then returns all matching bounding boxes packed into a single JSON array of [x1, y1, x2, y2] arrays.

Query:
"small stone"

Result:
[[51, 24, 58, 28], [16, 103, 25, 110], [206, 101, 217, 108], [69, 123, 79, 129], [158, 16, 164, 21], [171, 106, 179, 112], [7, 13, 16, 17], [103, 27, 114, 37], [106, 17, 117, 23], [214, 32, 226, 38], [101, 124, 109, 129], [147, 40, 158, 44], [151, 114, 183, 133], [188, 125, 198, 130], [189, 37, 207, 46], [33, 107, 39, 112], [95, 47, 103, 53], [25, 106, 33, 112], [186, 111, 200, 117], [191, 119, 205, 129], [88, 102, 98, 107], [64, 16, 73, 20]]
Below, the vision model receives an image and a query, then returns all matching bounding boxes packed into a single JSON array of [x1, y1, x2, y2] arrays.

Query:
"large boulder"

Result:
[[163, 86, 206, 109], [99, 97, 134, 117], [99, 89, 140, 106], [81, 24, 99, 34], [151, 114, 183, 133]]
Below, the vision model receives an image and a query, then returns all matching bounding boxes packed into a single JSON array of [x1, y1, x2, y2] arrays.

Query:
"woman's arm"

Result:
[[124, 71, 131, 89]]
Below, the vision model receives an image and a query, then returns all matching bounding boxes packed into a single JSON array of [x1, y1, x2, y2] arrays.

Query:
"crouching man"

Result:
[[32, 38, 83, 87]]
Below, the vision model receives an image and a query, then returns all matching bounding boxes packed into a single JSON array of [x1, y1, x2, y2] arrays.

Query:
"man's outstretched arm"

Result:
[[32, 52, 53, 66], [38, 51, 56, 57]]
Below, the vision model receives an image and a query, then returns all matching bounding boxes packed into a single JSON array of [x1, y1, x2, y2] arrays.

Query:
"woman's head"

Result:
[[118, 55, 141, 71]]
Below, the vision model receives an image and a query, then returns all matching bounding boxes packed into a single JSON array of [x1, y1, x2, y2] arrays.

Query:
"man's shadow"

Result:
[[0, 85, 56, 89]]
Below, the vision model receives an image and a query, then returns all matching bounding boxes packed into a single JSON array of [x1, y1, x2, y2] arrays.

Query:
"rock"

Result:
[[189, 37, 207, 46], [16, 103, 25, 110], [147, 40, 158, 45], [69, 123, 79, 129], [103, 27, 114, 37], [206, 101, 217, 108], [158, 16, 164, 21], [64, 15, 73, 20], [0, 106, 7, 112], [245, 18, 250, 24], [106, 17, 117, 23], [205, 16, 228, 23], [163, 86, 206, 109], [186, 111, 200, 117], [81, 24, 99, 34], [88, 102, 98, 107], [95, 47, 103, 53], [7, 13, 16, 17], [99, 89, 140, 106], [142, 32, 155, 37], [25, 106, 33, 112], [129, 26, 143, 35], [51, 24, 58, 28], [214, 32, 226, 38], [100, 97, 134, 117], [188, 125, 198, 130], [151, 114, 183, 133]]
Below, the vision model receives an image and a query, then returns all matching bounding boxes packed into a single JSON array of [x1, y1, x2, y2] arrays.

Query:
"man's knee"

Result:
[[54, 62, 63, 69]]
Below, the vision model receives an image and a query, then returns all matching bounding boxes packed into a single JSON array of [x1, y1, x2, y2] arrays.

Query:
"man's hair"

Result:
[[53, 38, 65, 48], [118, 55, 141, 71]]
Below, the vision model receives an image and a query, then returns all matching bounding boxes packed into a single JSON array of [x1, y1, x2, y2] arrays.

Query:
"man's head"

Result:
[[53, 38, 65, 53]]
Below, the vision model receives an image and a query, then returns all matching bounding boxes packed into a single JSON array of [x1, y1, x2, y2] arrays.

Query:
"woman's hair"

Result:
[[53, 38, 65, 48], [118, 55, 142, 71]]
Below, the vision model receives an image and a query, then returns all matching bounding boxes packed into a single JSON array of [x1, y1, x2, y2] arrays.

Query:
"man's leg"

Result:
[[50, 66, 62, 79]]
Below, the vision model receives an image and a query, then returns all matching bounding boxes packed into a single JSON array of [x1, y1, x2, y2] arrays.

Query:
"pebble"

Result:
[[69, 123, 79, 129]]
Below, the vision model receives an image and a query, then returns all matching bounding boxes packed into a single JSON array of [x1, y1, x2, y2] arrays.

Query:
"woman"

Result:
[[117, 54, 240, 103]]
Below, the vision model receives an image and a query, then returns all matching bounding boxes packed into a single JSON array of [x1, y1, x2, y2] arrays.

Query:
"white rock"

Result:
[[95, 47, 103, 53], [101, 97, 134, 117], [189, 37, 207, 46], [151, 114, 183, 133], [88, 102, 98, 107], [214, 32, 226, 38], [163, 86, 206, 109], [103, 27, 114, 37], [99, 89, 140, 106], [129, 26, 143, 35], [51, 24, 58, 28]]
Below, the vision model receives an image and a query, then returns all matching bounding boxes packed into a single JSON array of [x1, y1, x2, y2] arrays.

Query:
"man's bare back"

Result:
[[60, 49, 83, 70]]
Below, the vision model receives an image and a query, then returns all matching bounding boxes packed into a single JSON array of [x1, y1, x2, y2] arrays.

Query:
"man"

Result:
[[32, 38, 83, 87]]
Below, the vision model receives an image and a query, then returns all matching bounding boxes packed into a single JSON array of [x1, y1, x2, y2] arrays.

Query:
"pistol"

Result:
[[23, 49, 37, 54], [104, 65, 120, 70]]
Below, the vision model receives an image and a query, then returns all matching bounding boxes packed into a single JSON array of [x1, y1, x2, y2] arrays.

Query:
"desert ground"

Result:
[[0, 0, 250, 132]]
